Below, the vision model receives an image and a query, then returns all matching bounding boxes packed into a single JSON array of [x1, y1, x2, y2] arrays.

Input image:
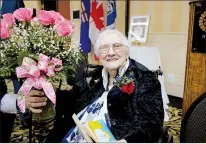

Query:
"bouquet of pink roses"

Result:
[[0, 8, 82, 121], [0, 8, 82, 79]]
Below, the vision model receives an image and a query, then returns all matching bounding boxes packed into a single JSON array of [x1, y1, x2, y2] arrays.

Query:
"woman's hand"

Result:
[[25, 90, 48, 113]]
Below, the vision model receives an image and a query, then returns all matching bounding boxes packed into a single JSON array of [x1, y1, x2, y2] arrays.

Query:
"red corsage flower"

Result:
[[116, 73, 135, 95], [121, 81, 135, 95]]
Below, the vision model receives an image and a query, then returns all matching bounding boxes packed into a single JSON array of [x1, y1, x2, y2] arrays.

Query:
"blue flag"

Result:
[[80, 0, 91, 54], [1, 0, 25, 16], [107, 0, 117, 29]]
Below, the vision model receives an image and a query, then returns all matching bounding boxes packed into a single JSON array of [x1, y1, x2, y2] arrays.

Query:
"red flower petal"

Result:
[[127, 82, 135, 95], [121, 82, 134, 95], [121, 84, 128, 94]]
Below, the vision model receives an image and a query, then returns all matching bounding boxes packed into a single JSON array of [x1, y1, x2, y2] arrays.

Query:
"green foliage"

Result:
[[116, 73, 134, 87], [0, 66, 15, 77], [0, 56, 18, 78], [17, 51, 39, 66], [0, 22, 82, 81]]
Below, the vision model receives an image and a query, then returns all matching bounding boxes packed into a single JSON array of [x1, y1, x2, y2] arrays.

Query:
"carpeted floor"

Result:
[[10, 113, 54, 143], [164, 106, 182, 143], [10, 106, 182, 143]]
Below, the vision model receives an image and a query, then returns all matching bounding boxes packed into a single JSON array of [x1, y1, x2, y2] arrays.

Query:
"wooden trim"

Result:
[[182, 0, 206, 115], [57, 0, 70, 20], [182, 2, 195, 115]]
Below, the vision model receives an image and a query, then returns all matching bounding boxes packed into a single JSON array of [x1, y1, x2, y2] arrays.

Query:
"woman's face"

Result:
[[98, 34, 128, 70]]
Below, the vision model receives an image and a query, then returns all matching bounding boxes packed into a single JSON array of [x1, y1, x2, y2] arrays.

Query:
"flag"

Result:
[[106, 0, 116, 29], [94, 53, 99, 61], [89, 0, 105, 45], [80, 0, 91, 54]]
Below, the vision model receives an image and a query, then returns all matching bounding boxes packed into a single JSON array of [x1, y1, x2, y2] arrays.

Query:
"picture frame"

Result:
[[128, 15, 150, 43], [72, 9, 80, 20]]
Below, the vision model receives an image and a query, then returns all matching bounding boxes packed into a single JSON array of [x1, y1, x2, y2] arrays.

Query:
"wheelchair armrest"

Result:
[[152, 66, 163, 78]]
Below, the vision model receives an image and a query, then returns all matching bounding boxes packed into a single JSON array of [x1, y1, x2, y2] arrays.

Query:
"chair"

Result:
[[180, 91, 206, 143], [129, 46, 170, 121], [84, 64, 173, 143]]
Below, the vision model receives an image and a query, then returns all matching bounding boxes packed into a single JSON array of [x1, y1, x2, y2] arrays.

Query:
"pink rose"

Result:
[[38, 10, 63, 26], [50, 11, 64, 22], [0, 19, 11, 39], [13, 8, 33, 22], [55, 19, 75, 37], [50, 57, 63, 72], [38, 10, 53, 25], [2, 13, 15, 27]]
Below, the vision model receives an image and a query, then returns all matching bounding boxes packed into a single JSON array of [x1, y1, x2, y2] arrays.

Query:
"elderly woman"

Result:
[[25, 29, 164, 143]]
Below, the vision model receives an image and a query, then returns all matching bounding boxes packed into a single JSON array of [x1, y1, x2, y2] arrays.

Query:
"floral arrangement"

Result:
[[0, 8, 82, 82], [0, 8, 82, 121], [116, 73, 135, 95]]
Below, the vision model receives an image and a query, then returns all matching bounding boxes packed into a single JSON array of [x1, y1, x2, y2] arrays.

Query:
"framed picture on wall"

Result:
[[128, 15, 150, 43]]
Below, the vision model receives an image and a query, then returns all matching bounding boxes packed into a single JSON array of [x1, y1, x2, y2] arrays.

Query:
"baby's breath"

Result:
[[0, 22, 82, 80]]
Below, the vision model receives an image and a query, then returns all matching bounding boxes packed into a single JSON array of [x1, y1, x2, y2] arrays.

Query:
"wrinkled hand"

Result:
[[25, 90, 47, 113]]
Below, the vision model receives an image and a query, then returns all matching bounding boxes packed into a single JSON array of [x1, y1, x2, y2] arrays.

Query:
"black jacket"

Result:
[[48, 59, 164, 143]]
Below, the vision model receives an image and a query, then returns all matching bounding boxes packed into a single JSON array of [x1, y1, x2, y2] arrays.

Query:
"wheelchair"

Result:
[[83, 64, 173, 143]]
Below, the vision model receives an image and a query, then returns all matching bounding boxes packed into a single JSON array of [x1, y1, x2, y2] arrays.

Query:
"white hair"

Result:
[[94, 29, 131, 56]]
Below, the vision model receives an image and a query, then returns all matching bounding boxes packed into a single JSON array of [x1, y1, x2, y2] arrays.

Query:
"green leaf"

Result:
[[0, 66, 13, 77], [17, 51, 29, 66], [29, 55, 39, 62]]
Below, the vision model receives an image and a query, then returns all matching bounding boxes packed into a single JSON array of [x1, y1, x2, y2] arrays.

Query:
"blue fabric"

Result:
[[12, 80, 21, 94], [109, 86, 120, 97], [1, 0, 24, 15], [62, 127, 75, 143], [80, 0, 91, 54], [1, 0, 16, 15], [62, 94, 109, 142], [104, 113, 111, 130], [107, 0, 117, 26]]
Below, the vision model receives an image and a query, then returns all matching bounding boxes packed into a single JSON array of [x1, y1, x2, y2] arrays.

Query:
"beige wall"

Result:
[[24, 0, 41, 14], [130, 1, 190, 98], [23, 1, 189, 98]]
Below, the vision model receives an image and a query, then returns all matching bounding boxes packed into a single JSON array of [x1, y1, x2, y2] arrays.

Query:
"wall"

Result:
[[130, 1, 190, 98], [23, 1, 189, 98], [24, 0, 41, 14]]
